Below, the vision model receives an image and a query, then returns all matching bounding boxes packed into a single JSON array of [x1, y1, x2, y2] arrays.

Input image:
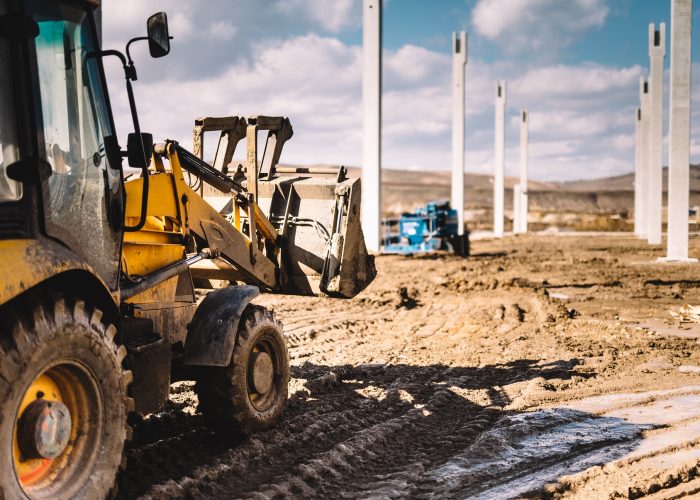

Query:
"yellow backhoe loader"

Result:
[[0, 3, 374, 498]]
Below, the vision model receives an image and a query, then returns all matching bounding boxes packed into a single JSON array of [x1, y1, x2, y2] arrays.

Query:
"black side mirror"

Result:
[[127, 132, 154, 169], [147, 12, 170, 58]]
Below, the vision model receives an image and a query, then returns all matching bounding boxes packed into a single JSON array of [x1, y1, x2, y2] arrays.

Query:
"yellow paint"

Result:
[[123, 228, 181, 245], [126, 274, 179, 304], [122, 243, 185, 276], [234, 203, 241, 230], [167, 145, 191, 234], [13, 374, 64, 486], [252, 203, 278, 244], [122, 152, 189, 282], [124, 173, 180, 219], [0, 239, 113, 306], [152, 153, 166, 173], [121, 145, 279, 289]]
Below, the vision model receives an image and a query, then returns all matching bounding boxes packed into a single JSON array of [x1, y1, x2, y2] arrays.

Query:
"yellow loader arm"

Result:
[[121, 116, 375, 298]]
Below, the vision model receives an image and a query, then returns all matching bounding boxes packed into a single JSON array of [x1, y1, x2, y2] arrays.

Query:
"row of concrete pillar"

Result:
[[636, 0, 696, 262], [454, 65, 530, 238], [492, 82, 530, 236], [362, 0, 697, 254], [361, 0, 533, 251]]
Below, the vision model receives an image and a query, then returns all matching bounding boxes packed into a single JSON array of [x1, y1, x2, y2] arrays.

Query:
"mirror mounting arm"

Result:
[[124, 36, 148, 81], [90, 48, 150, 232], [126, 36, 148, 63]]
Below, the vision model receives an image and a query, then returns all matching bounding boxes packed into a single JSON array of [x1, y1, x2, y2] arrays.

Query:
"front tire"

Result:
[[195, 305, 290, 435], [0, 295, 131, 499]]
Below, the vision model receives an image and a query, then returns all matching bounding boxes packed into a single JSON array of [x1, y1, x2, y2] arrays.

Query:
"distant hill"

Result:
[[344, 167, 556, 191], [280, 164, 700, 230], [558, 164, 700, 192]]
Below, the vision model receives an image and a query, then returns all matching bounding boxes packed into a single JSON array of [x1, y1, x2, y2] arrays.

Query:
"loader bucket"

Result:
[[191, 115, 375, 298], [256, 168, 376, 298]]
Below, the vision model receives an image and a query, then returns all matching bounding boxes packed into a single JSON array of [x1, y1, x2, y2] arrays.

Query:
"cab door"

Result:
[[29, 2, 122, 290]]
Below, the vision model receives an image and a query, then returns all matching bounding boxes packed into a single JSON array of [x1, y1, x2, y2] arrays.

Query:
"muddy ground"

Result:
[[117, 234, 700, 499]]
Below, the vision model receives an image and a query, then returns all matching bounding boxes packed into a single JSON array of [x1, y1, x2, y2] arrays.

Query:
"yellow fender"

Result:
[[0, 239, 116, 308]]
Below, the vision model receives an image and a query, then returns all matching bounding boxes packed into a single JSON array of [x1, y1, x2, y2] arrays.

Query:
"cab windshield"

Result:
[[0, 0, 21, 201]]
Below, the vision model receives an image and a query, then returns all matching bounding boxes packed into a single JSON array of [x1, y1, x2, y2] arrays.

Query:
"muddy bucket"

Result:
[[256, 167, 376, 298], [192, 115, 375, 298]]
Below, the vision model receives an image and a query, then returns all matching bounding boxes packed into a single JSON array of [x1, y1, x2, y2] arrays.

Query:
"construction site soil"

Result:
[[117, 234, 700, 499]]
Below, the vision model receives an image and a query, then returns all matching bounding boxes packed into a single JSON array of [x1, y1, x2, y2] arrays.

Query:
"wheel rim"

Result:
[[247, 331, 283, 412], [13, 361, 103, 498]]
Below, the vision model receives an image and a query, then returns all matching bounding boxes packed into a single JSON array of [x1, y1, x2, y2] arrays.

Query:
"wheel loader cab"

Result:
[[0, 0, 123, 298], [0, 3, 175, 497], [0, 2, 174, 304]]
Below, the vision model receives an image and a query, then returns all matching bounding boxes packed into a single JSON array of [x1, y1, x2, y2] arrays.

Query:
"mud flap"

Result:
[[183, 285, 259, 366]]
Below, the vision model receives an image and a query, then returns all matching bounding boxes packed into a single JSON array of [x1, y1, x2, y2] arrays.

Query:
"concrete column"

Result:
[[638, 78, 650, 238], [664, 0, 696, 261], [362, 0, 382, 252], [451, 31, 467, 236], [516, 109, 529, 234], [494, 80, 507, 237], [634, 106, 643, 236], [648, 22, 666, 245], [513, 184, 522, 233]]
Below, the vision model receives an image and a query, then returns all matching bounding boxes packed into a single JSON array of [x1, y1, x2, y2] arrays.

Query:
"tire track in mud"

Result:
[[122, 363, 639, 499], [133, 381, 503, 499], [128, 387, 657, 499], [122, 362, 440, 497]]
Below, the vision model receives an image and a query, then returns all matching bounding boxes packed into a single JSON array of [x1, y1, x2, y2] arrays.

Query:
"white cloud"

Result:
[[611, 134, 634, 152], [101, 0, 670, 182], [471, 0, 609, 56], [273, 0, 359, 33], [107, 34, 363, 167], [512, 64, 642, 98], [209, 21, 237, 41], [384, 45, 448, 85], [169, 12, 194, 40], [522, 110, 612, 137]]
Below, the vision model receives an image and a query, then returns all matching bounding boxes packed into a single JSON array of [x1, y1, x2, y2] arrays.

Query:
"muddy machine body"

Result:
[[0, 2, 374, 498]]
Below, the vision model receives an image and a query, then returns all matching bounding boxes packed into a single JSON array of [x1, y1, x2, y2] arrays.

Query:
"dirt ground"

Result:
[[117, 234, 700, 499]]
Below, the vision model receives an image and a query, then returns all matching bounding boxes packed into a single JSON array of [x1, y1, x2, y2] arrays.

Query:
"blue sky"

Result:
[[103, 0, 700, 182], [376, 1, 700, 66]]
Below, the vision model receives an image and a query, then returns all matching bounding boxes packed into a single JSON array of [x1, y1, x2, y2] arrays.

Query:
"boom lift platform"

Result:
[[381, 200, 469, 256]]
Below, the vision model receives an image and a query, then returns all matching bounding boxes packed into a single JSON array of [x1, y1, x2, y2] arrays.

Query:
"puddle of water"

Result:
[[426, 408, 646, 498], [429, 388, 700, 498], [473, 443, 639, 499]]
